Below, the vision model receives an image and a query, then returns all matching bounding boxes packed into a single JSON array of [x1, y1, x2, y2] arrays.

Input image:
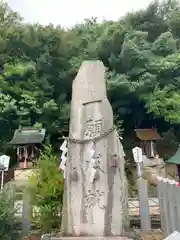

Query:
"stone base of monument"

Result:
[[48, 233, 134, 240], [41, 229, 135, 240], [51, 237, 133, 240]]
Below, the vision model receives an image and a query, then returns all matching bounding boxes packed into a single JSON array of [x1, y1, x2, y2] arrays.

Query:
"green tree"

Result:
[[28, 145, 64, 232], [0, 0, 180, 160], [0, 183, 21, 240]]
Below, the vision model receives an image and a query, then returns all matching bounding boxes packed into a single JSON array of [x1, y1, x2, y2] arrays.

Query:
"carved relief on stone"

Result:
[[83, 150, 105, 177], [109, 154, 119, 168], [92, 153, 105, 173], [84, 189, 106, 210], [83, 142, 95, 173], [88, 86, 96, 99], [93, 153, 101, 169], [90, 152, 105, 183], [84, 119, 102, 139]]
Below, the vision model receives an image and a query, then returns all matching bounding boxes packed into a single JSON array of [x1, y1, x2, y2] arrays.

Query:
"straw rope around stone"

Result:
[[61, 126, 116, 144]]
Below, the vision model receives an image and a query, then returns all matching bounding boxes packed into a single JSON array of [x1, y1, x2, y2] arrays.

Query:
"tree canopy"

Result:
[[1, 0, 180, 159]]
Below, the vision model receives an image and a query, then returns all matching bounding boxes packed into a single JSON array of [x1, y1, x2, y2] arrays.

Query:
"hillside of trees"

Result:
[[1, 0, 180, 161]]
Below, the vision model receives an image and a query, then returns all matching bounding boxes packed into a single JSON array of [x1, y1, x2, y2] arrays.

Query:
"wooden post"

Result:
[[176, 184, 180, 233], [24, 147, 28, 169], [132, 146, 151, 231], [1, 170, 4, 190], [22, 189, 31, 236], [157, 177, 166, 233], [137, 178, 151, 230], [177, 164, 180, 182], [157, 177, 180, 237]]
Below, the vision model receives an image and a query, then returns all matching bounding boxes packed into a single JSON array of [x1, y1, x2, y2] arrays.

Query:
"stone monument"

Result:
[[61, 60, 129, 236]]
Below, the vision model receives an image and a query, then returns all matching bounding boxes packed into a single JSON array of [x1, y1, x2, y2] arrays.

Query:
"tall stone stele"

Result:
[[61, 60, 129, 236]]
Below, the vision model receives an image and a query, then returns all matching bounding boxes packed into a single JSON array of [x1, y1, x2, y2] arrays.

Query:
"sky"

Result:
[[7, 0, 153, 28]]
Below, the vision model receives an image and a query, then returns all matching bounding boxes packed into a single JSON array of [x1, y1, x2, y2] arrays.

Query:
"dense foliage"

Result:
[[1, 0, 180, 158], [0, 183, 21, 240], [28, 145, 64, 232]]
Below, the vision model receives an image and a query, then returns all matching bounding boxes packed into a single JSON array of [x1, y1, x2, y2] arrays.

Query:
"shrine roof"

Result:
[[135, 128, 161, 141], [166, 147, 180, 165], [9, 128, 46, 145]]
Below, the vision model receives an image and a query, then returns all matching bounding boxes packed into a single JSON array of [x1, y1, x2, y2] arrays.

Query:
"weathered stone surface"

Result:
[[61, 61, 128, 236]]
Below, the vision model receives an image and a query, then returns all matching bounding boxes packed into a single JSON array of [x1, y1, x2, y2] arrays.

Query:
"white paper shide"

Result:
[[60, 140, 68, 178]]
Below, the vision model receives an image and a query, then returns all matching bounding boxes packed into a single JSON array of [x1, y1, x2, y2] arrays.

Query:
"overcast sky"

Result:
[[7, 0, 153, 28]]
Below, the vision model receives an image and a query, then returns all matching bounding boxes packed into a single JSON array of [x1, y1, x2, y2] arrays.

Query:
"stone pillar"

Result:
[[61, 61, 128, 236]]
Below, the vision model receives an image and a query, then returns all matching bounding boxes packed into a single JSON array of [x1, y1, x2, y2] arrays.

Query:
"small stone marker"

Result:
[[164, 231, 180, 240]]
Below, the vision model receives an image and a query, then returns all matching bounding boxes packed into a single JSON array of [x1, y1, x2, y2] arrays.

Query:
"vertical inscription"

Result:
[[83, 189, 106, 224], [84, 119, 102, 138], [88, 85, 96, 99]]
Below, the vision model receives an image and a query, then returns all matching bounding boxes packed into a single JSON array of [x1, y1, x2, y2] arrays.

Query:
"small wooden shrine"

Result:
[[10, 127, 46, 169], [135, 128, 161, 158]]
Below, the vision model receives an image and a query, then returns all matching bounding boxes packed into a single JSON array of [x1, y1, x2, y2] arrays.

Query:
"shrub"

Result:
[[0, 183, 21, 240], [28, 145, 64, 233]]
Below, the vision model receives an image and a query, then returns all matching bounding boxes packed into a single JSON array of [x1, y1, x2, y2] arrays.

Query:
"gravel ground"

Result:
[[134, 230, 164, 240]]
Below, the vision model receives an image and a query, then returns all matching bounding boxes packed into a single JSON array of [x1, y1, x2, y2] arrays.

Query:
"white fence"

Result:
[[157, 176, 180, 237]]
